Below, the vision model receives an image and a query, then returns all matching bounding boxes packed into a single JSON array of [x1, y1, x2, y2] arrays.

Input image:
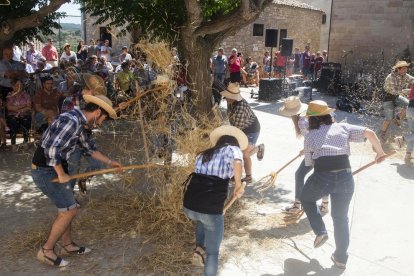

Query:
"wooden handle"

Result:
[[114, 86, 165, 111], [223, 182, 246, 214], [352, 150, 396, 175], [52, 163, 161, 183], [275, 151, 303, 174]]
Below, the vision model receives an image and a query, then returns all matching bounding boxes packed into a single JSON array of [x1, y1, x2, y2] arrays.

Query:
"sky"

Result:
[[57, 2, 81, 24]]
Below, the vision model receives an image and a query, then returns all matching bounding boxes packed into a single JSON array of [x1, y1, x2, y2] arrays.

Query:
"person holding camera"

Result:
[[228, 48, 243, 83]]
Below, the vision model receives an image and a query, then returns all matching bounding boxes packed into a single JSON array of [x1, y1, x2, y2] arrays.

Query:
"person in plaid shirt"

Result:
[[380, 61, 414, 140], [301, 100, 386, 269], [220, 82, 264, 183]]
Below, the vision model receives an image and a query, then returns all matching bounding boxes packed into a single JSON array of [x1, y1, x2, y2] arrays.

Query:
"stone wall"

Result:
[[328, 0, 414, 67], [83, 15, 133, 62], [220, 4, 323, 64]]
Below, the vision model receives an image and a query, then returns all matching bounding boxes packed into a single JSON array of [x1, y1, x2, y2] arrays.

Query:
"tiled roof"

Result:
[[272, 0, 322, 11]]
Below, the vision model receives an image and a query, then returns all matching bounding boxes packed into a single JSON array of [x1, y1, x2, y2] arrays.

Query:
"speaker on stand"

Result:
[[265, 29, 278, 78], [280, 38, 293, 97]]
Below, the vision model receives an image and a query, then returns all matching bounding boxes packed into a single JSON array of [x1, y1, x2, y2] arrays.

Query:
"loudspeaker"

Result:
[[280, 38, 293, 56], [317, 63, 342, 95], [265, 29, 278, 48], [258, 78, 283, 101]]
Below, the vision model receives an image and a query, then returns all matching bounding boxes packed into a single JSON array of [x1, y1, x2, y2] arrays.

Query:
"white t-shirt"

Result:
[[60, 51, 77, 63]]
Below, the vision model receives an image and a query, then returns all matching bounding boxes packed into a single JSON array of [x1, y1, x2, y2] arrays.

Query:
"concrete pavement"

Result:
[[219, 87, 414, 276]]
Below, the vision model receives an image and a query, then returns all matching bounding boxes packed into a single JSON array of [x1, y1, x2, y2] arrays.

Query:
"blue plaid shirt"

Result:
[[41, 107, 97, 166], [195, 145, 243, 179], [304, 123, 366, 166]]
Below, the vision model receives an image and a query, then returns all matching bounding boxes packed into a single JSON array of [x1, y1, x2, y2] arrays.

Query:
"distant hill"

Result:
[[61, 23, 81, 31]]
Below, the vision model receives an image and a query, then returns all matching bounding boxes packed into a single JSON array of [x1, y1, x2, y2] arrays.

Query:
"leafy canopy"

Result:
[[0, 0, 65, 44], [80, 0, 240, 41]]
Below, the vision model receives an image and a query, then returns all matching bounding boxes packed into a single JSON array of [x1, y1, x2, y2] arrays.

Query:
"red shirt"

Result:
[[42, 45, 59, 61], [228, 55, 241, 73]]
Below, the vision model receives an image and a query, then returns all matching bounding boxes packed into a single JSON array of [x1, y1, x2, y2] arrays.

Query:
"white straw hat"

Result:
[[220, 82, 243, 101], [210, 125, 248, 150], [83, 94, 117, 119], [279, 96, 308, 116]]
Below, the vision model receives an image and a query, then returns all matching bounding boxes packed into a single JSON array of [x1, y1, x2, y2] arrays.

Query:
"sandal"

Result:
[[257, 143, 265, 161], [60, 242, 91, 255], [191, 246, 206, 267], [319, 201, 329, 213], [282, 201, 302, 214], [37, 247, 69, 267], [314, 234, 328, 248], [241, 175, 252, 184], [394, 136, 405, 149]]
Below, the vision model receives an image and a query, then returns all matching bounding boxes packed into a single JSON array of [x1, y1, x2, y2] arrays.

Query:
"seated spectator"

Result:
[[22, 57, 35, 74], [115, 62, 134, 96], [119, 46, 132, 63], [6, 79, 32, 149], [34, 76, 59, 133], [60, 43, 77, 63], [100, 56, 113, 72], [274, 51, 286, 77], [57, 68, 83, 113], [241, 57, 260, 87]]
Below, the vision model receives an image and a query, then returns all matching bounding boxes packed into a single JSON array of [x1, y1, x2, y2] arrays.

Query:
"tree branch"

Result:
[[0, 0, 69, 41], [184, 0, 203, 30], [194, 0, 270, 37]]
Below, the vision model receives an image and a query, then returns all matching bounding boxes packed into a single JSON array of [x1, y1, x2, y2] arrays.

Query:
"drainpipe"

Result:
[[327, 0, 334, 63]]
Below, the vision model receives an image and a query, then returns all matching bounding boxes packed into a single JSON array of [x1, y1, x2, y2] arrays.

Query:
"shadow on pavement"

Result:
[[392, 162, 414, 180], [266, 258, 345, 276]]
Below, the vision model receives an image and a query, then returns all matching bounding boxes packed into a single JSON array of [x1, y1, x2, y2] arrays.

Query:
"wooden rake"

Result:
[[223, 182, 247, 214], [255, 152, 303, 193], [281, 150, 397, 226], [51, 163, 162, 183]]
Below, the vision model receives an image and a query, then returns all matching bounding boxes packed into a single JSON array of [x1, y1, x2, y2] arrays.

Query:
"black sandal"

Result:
[[61, 242, 91, 255], [37, 247, 69, 267]]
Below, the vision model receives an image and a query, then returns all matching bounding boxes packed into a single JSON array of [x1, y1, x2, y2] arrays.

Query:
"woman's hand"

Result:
[[233, 184, 245, 199], [375, 152, 387, 163]]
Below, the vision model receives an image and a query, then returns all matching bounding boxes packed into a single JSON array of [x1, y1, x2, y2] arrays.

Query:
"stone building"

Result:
[[220, 0, 324, 64], [302, 0, 414, 67]]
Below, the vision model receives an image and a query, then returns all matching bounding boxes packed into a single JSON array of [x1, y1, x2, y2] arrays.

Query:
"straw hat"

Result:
[[83, 74, 107, 96], [393, 61, 410, 70], [63, 43, 71, 50], [279, 96, 308, 116], [305, 100, 335, 116], [210, 125, 248, 150], [220, 82, 243, 101], [83, 94, 117, 119]]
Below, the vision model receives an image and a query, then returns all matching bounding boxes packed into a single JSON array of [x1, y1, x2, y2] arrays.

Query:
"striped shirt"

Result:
[[41, 107, 97, 166], [304, 123, 366, 166], [195, 145, 243, 179], [298, 116, 309, 137]]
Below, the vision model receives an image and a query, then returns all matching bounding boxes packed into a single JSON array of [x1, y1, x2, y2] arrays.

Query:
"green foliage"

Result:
[[80, 0, 240, 41], [0, 0, 66, 44]]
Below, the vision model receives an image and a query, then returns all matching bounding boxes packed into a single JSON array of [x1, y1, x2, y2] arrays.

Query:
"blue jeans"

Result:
[[183, 207, 224, 276], [213, 73, 225, 83], [406, 107, 414, 153], [245, 131, 260, 145], [301, 169, 354, 264], [31, 166, 77, 212], [68, 145, 103, 189], [295, 159, 312, 199]]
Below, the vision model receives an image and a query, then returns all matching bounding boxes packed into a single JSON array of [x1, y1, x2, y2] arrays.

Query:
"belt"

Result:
[[31, 164, 52, 169], [328, 168, 351, 173]]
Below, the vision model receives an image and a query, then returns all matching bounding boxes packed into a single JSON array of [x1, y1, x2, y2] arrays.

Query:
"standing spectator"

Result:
[[34, 76, 60, 132], [301, 100, 386, 269], [314, 51, 324, 79], [76, 40, 88, 61], [395, 82, 414, 164], [60, 43, 77, 64], [0, 47, 26, 102], [309, 53, 316, 80], [119, 46, 132, 63], [115, 62, 134, 96], [380, 61, 414, 140], [322, 50, 328, 62], [301, 46, 311, 79], [293, 47, 301, 74], [183, 125, 246, 275], [100, 39, 112, 62], [262, 51, 271, 76], [12, 43, 23, 62], [25, 42, 44, 71], [211, 48, 227, 84], [6, 79, 32, 150], [275, 51, 286, 77], [220, 82, 265, 183], [42, 38, 59, 68], [228, 48, 242, 83], [87, 39, 99, 58]]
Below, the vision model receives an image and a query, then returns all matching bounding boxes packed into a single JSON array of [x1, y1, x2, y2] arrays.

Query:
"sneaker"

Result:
[[319, 201, 329, 213], [257, 143, 265, 161], [314, 234, 328, 248], [282, 202, 301, 214], [331, 254, 346, 269], [241, 175, 252, 184]]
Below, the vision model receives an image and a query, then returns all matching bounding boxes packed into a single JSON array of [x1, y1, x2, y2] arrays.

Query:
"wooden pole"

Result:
[[135, 81, 150, 163], [223, 182, 246, 214]]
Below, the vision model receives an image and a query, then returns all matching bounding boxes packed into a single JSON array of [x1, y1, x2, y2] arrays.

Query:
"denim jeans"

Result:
[[301, 169, 354, 264], [295, 159, 312, 199], [67, 145, 103, 189], [405, 107, 414, 153], [183, 207, 224, 276], [382, 96, 409, 120], [213, 73, 225, 84], [31, 166, 77, 212]]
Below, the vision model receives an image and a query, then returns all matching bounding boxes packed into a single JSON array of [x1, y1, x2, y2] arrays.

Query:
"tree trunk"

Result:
[[178, 35, 214, 115]]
